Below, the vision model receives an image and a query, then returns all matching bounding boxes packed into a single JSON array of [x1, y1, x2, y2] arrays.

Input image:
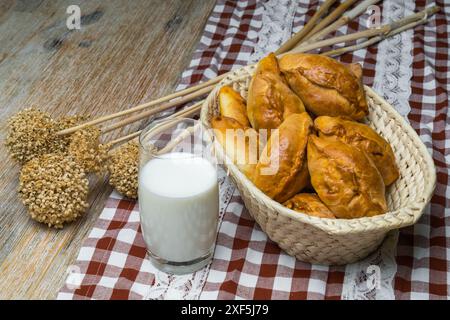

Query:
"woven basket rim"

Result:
[[201, 65, 437, 235]]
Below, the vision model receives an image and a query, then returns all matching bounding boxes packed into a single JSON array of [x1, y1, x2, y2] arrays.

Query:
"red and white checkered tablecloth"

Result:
[[57, 0, 449, 300]]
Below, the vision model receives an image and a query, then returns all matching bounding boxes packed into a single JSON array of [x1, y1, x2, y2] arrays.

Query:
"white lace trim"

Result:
[[372, 0, 415, 119], [249, 0, 301, 63], [341, 231, 399, 300], [144, 168, 236, 300], [144, 265, 211, 300]]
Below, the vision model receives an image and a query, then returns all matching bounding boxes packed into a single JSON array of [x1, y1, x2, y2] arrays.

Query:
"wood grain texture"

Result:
[[0, 0, 215, 299]]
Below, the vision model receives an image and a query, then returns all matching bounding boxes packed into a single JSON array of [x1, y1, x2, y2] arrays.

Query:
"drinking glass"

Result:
[[138, 118, 219, 274]]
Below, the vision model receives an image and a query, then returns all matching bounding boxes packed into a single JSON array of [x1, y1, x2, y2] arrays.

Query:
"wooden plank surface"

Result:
[[0, 0, 215, 299]]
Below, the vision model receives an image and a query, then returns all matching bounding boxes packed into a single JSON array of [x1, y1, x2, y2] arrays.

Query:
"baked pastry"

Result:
[[283, 193, 335, 219], [254, 51, 282, 75], [314, 116, 399, 186], [278, 53, 368, 120], [252, 112, 312, 203], [211, 116, 259, 179], [247, 53, 306, 131], [218, 86, 250, 127], [307, 135, 387, 218]]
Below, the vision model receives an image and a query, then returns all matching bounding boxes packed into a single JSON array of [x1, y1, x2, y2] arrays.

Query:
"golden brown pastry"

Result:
[[278, 53, 368, 120], [254, 52, 282, 75], [314, 116, 399, 186], [252, 112, 312, 203], [283, 193, 335, 219], [247, 53, 306, 131], [218, 86, 250, 127], [211, 116, 259, 179], [348, 62, 363, 80], [307, 135, 387, 218]]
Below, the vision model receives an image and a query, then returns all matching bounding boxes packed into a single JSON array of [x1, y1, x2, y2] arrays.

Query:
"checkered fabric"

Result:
[[393, 0, 449, 300], [58, 0, 449, 300]]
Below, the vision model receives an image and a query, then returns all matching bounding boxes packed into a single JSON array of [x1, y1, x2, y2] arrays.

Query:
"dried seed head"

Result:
[[6, 108, 57, 164], [55, 114, 89, 148], [19, 153, 89, 228], [68, 126, 110, 174], [5, 108, 86, 164], [108, 141, 139, 199], [56, 115, 88, 129]]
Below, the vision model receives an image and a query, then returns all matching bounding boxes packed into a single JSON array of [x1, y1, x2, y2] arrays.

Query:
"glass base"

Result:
[[147, 250, 213, 275]]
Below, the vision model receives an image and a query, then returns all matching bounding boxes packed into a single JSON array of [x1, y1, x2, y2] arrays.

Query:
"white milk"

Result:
[[138, 152, 219, 263]]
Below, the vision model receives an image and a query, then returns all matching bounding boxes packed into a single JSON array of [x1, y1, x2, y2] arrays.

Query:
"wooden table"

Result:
[[0, 0, 215, 299]]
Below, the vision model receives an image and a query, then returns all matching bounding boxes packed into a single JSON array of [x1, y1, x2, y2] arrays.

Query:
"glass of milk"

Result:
[[138, 118, 219, 274]]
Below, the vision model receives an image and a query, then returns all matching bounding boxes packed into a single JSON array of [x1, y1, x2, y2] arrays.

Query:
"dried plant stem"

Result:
[[109, 131, 142, 146], [303, 0, 358, 41], [291, 6, 439, 55], [57, 83, 216, 136], [322, 18, 428, 57], [101, 94, 204, 134], [386, 6, 439, 30], [290, 24, 390, 54], [275, 0, 337, 54], [165, 100, 203, 119], [108, 100, 203, 147], [104, 99, 202, 134], [302, 0, 382, 45], [157, 125, 198, 155]]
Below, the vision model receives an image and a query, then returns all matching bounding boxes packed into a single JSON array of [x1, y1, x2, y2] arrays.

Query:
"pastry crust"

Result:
[[314, 116, 399, 186], [254, 52, 282, 75], [247, 53, 306, 131], [211, 116, 259, 179], [218, 86, 250, 127], [307, 135, 387, 218], [252, 112, 312, 203], [279, 53, 368, 120], [283, 193, 335, 219]]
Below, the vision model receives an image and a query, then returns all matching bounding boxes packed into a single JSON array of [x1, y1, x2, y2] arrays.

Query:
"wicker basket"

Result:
[[200, 65, 436, 265]]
